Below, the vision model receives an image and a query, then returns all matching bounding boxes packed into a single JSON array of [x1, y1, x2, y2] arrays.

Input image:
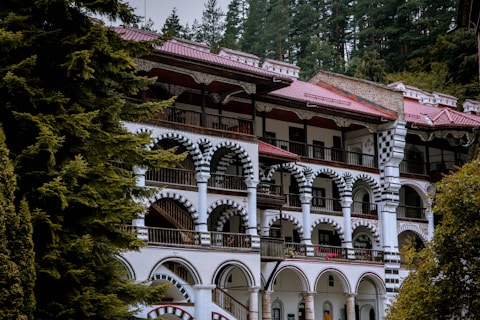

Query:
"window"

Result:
[[312, 187, 326, 207], [313, 140, 325, 159]]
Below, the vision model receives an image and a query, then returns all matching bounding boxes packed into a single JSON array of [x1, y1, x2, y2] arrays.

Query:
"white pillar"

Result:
[[245, 178, 259, 235], [193, 284, 216, 320], [132, 165, 148, 240], [195, 171, 210, 232], [345, 293, 356, 320], [302, 292, 315, 320], [426, 207, 434, 241], [261, 290, 272, 320], [300, 194, 313, 243], [341, 197, 354, 259], [249, 286, 260, 320]]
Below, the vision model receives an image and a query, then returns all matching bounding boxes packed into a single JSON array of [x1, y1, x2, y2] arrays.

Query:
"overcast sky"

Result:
[[125, 0, 232, 30]]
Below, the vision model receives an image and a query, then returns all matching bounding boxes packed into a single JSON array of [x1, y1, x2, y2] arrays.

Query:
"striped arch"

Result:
[[149, 132, 204, 170], [205, 141, 255, 178], [150, 191, 198, 221], [147, 306, 194, 320], [207, 198, 248, 228], [266, 212, 304, 236], [352, 173, 382, 202], [311, 167, 347, 197], [213, 260, 257, 288], [397, 223, 429, 243], [212, 312, 230, 320], [265, 163, 308, 192], [150, 273, 192, 302], [351, 220, 380, 244], [311, 217, 345, 241]]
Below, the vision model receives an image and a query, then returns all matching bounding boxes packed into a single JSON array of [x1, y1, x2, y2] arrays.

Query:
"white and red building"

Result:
[[115, 27, 480, 320]]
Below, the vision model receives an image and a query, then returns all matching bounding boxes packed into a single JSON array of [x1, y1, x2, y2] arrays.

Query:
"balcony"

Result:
[[260, 238, 384, 263], [146, 167, 196, 186], [351, 201, 378, 216], [311, 197, 342, 213], [208, 173, 246, 191], [396, 205, 426, 220], [151, 107, 253, 135], [265, 138, 377, 169], [257, 182, 285, 209]]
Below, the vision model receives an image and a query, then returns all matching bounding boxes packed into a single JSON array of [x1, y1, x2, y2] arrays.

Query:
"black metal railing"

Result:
[[397, 205, 426, 220], [265, 138, 377, 168]]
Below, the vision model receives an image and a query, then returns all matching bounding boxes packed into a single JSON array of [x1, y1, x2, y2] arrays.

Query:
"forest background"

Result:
[[140, 0, 479, 105]]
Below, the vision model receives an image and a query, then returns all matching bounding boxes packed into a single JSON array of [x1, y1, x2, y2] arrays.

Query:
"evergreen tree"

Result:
[[0, 128, 35, 320], [195, 0, 225, 51], [223, 0, 249, 50], [264, 0, 294, 61], [161, 8, 186, 38], [386, 159, 480, 319], [0, 1, 183, 319], [241, 0, 268, 57], [355, 49, 387, 83]]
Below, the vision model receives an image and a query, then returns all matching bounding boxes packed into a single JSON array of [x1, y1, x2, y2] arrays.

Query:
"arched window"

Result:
[[323, 301, 333, 320], [272, 299, 283, 320]]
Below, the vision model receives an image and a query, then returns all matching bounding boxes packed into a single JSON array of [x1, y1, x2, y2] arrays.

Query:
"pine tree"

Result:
[[355, 49, 388, 83], [161, 8, 186, 38], [0, 128, 34, 320], [223, 0, 248, 50], [241, 0, 268, 57], [195, 0, 225, 50], [0, 1, 183, 319]]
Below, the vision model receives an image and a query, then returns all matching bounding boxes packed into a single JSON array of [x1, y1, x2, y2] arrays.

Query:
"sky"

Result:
[[125, 0, 232, 30]]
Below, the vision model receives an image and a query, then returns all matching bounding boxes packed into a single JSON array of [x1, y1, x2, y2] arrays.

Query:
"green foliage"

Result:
[[355, 50, 387, 84], [161, 8, 186, 38], [194, 0, 225, 51], [0, 0, 184, 319], [386, 160, 480, 319], [0, 127, 35, 320]]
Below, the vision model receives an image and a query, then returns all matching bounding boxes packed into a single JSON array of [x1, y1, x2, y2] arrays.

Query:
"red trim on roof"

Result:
[[404, 98, 480, 128], [258, 140, 300, 162]]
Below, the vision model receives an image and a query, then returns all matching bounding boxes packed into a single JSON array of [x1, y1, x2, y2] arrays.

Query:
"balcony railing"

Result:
[[155, 107, 253, 135], [397, 205, 426, 220], [259, 238, 385, 263], [210, 232, 252, 249], [146, 227, 201, 247], [311, 197, 342, 213], [257, 181, 282, 195], [351, 201, 378, 216], [145, 167, 196, 186], [265, 138, 377, 169], [285, 193, 301, 207], [208, 173, 246, 191], [400, 160, 426, 175], [260, 237, 285, 261], [213, 287, 249, 320]]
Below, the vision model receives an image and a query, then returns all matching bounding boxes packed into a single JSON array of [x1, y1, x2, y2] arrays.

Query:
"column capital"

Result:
[[300, 193, 313, 203], [245, 178, 259, 188], [195, 171, 211, 183], [249, 286, 261, 293], [132, 165, 147, 175], [345, 293, 357, 299]]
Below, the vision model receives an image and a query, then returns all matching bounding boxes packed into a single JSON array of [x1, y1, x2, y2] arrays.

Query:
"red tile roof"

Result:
[[114, 26, 292, 81], [271, 80, 397, 119], [258, 140, 300, 162], [404, 98, 480, 128]]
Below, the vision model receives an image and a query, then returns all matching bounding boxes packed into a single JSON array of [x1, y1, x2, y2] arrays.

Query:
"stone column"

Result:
[[302, 292, 315, 320], [341, 197, 354, 258], [196, 171, 211, 246], [195, 171, 210, 232], [132, 165, 148, 240], [300, 193, 314, 256], [426, 207, 434, 241], [249, 286, 261, 320], [193, 284, 216, 320], [345, 293, 357, 320], [245, 178, 259, 235], [261, 290, 272, 320]]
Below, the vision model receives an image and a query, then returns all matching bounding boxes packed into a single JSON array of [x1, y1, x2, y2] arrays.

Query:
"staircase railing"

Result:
[[152, 200, 194, 230], [213, 287, 249, 320]]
